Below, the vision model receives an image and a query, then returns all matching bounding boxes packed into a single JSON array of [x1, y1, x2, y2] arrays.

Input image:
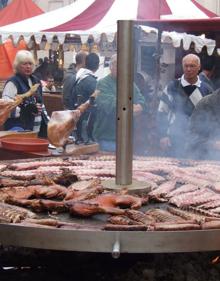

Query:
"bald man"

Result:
[[157, 54, 213, 158]]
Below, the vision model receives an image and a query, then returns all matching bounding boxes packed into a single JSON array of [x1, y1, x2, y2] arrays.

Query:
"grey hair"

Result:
[[13, 50, 35, 72], [182, 54, 201, 66]]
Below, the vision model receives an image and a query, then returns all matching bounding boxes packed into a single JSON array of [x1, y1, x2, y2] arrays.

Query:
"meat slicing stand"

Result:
[[102, 21, 150, 192]]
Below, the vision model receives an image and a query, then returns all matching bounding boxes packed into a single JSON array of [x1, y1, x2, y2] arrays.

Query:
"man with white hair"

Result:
[[157, 53, 213, 158]]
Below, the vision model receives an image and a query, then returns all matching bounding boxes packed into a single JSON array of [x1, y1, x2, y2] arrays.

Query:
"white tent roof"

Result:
[[0, 0, 217, 55]]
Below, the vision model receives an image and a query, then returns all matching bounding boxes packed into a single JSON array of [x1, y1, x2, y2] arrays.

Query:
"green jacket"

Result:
[[94, 74, 146, 141]]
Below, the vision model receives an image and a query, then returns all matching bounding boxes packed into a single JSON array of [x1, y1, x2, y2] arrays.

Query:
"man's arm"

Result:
[[133, 83, 146, 116]]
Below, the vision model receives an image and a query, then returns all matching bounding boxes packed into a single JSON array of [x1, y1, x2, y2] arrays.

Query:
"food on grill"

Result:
[[0, 164, 7, 172], [65, 183, 104, 201], [65, 193, 147, 217], [67, 201, 125, 217], [166, 184, 199, 198], [125, 209, 155, 225], [6, 198, 67, 213], [108, 215, 144, 225], [169, 189, 217, 208], [133, 171, 166, 185], [167, 206, 205, 223], [24, 218, 60, 227], [103, 224, 148, 231], [146, 208, 185, 223], [187, 206, 220, 218], [201, 220, 220, 230], [90, 193, 147, 209], [148, 180, 177, 201], [1, 156, 220, 231], [0, 202, 36, 223], [8, 158, 76, 171], [0, 83, 40, 126], [199, 199, 220, 210], [0, 178, 28, 187], [151, 222, 201, 231]]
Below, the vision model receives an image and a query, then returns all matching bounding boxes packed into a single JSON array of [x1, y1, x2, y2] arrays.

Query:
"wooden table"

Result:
[[43, 92, 64, 116]]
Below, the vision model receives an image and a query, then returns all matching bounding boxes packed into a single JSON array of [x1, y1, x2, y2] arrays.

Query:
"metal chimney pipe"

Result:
[[116, 20, 134, 185]]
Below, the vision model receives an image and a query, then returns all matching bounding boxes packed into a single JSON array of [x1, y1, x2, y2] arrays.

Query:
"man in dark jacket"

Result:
[[74, 52, 100, 144], [189, 89, 220, 160], [157, 54, 213, 158], [62, 51, 87, 109]]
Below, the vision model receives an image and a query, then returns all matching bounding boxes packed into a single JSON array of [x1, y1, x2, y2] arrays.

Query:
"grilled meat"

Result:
[[125, 209, 155, 225], [107, 215, 144, 225], [146, 208, 185, 223], [5, 198, 66, 213], [0, 202, 36, 223], [103, 224, 148, 231], [151, 222, 201, 231], [66, 201, 125, 217], [201, 221, 220, 230], [148, 180, 177, 200]]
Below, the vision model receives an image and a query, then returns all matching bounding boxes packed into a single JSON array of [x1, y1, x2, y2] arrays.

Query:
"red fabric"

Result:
[[0, 39, 27, 79], [44, 0, 218, 33], [44, 0, 115, 32], [0, 0, 44, 27], [137, 0, 172, 20], [191, 0, 217, 17]]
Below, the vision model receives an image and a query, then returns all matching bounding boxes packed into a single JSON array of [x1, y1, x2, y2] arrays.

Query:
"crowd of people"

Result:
[[2, 49, 220, 161]]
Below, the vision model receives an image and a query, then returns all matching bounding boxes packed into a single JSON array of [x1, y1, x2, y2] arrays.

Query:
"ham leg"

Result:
[[47, 90, 99, 147]]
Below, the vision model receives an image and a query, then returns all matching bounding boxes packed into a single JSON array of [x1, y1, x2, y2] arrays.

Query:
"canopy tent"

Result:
[[44, 0, 217, 33], [0, 0, 219, 79], [0, 0, 44, 27], [0, 0, 44, 79], [0, 0, 218, 43]]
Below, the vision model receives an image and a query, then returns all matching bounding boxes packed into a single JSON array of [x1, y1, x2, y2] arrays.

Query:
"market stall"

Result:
[[1, 1, 220, 258]]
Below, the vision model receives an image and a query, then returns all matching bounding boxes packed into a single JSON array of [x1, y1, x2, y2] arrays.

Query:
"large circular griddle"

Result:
[[1, 156, 220, 255], [0, 223, 220, 255]]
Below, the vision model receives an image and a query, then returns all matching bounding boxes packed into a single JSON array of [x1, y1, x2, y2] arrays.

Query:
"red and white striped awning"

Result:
[[0, 0, 218, 55], [0, 0, 217, 35], [44, 0, 217, 33]]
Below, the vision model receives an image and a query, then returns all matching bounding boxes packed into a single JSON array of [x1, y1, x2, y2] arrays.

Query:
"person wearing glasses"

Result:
[[157, 53, 213, 158]]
